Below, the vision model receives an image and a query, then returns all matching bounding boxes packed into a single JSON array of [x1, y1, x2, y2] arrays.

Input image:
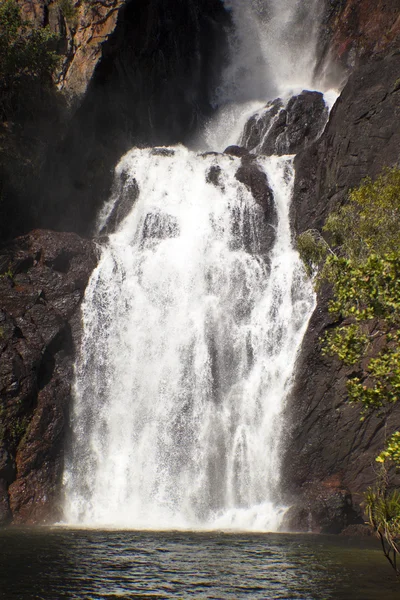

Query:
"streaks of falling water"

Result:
[[63, 146, 315, 530], [200, 0, 326, 151]]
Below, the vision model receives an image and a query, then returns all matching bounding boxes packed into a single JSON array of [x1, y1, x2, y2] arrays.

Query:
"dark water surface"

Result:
[[0, 529, 398, 599]]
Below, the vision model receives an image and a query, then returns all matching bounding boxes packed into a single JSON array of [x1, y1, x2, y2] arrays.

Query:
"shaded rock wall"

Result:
[[0, 0, 127, 242], [0, 231, 97, 524], [283, 51, 400, 533], [17, 0, 125, 101], [1, 0, 230, 243], [40, 0, 231, 235], [292, 52, 400, 234]]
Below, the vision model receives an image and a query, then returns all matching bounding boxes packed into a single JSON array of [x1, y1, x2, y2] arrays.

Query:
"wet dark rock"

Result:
[[235, 162, 274, 216], [151, 148, 176, 157], [284, 53, 400, 533], [235, 159, 277, 256], [283, 475, 363, 534], [340, 524, 373, 537], [142, 213, 180, 241], [240, 98, 283, 151], [206, 165, 223, 189], [200, 151, 220, 158], [100, 177, 139, 235], [224, 145, 251, 158], [0, 230, 97, 524], [242, 91, 328, 156]]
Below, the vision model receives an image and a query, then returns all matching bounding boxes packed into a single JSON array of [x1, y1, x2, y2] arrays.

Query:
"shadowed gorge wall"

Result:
[[41, 0, 231, 235]]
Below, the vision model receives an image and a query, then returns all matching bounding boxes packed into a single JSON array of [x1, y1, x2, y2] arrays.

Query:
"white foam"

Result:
[[63, 148, 315, 530]]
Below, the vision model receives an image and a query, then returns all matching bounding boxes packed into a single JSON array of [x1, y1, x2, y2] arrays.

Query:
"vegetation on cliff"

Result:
[[0, 0, 59, 119], [297, 167, 400, 575]]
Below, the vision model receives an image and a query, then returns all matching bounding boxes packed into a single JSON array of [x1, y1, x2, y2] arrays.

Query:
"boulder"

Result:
[[241, 91, 328, 156], [283, 475, 363, 535]]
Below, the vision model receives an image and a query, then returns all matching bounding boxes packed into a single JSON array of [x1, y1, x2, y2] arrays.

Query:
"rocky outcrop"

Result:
[[292, 52, 400, 234], [224, 148, 277, 256], [241, 92, 328, 157], [319, 0, 400, 74], [100, 174, 139, 235], [2, 0, 231, 241], [283, 52, 400, 533], [18, 0, 125, 102], [0, 230, 97, 524]]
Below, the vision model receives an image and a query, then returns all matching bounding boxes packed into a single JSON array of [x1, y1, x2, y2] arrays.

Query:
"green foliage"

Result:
[[58, 0, 78, 26], [296, 229, 329, 276], [322, 324, 368, 366], [0, 264, 13, 280], [300, 168, 400, 575], [324, 168, 400, 261], [0, 0, 59, 117], [364, 472, 400, 577], [9, 414, 28, 444], [298, 168, 400, 415], [377, 432, 400, 467]]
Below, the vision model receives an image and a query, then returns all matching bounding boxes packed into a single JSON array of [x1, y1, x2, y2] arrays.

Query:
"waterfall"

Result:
[[63, 148, 315, 529], [200, 0, 325, 151], [63, 0, 325, 530]]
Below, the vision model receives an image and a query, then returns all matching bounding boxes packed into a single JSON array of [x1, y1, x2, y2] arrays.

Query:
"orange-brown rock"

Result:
[[327, 0, 400, 68], [17, 0, 125, 101]]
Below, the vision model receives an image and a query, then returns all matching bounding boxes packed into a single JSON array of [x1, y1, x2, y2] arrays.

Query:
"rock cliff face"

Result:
[[282, 51, 400, 533], [320, 0, 400, 73], [41, 0, 231, 235], [0, 231, 97, 524], [293, 52, 400, 234], [2, 0, 230, 241], [18, 0, 125, 101]]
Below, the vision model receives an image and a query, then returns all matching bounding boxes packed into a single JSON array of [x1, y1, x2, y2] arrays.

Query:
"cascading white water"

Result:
[[63, 148, 315, 529], [62, 0, 327, 530], [201, 0, 326, 151]]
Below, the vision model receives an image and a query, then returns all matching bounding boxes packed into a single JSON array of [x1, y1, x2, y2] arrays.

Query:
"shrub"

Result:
[[0, 0, 59, 118], [297, 168, 400, 575]]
